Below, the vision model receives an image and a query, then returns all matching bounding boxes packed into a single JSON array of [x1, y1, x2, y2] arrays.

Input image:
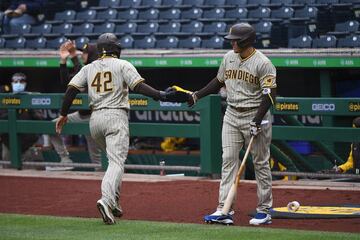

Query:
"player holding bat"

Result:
[[188, 23, 277, 226]]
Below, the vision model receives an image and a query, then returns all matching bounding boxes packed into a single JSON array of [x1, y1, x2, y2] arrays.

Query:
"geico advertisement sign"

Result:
[[31, 97, 51, 106], [311, 103, 335, 111]]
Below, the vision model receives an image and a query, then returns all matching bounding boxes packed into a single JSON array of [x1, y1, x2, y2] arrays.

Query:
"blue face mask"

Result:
[[12, 82, 26, 93]]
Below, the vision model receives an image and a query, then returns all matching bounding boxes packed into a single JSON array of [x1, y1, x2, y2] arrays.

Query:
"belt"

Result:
[[91, 107, 127, 112], [229, 105, 257, 113]]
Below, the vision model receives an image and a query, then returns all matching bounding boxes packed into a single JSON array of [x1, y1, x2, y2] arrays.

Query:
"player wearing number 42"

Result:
[[55, 33, 188, 225]]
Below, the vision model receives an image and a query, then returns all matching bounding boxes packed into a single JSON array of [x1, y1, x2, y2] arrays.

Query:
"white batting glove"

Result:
[[250, 121, 261, 136]]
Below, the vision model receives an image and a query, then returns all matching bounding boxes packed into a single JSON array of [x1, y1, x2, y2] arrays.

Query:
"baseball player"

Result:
[[55, 33, 187, 225], [188, 23, 277, 225], [48, 41, 102, 171]]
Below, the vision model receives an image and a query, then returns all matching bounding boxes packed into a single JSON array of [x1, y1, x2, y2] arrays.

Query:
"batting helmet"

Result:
[[224, 23, 256, 48], [97, 33, 122, 58]]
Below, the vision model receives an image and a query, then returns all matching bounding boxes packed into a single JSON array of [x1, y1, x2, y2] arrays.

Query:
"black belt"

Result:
[[229, 105, 257, 113]]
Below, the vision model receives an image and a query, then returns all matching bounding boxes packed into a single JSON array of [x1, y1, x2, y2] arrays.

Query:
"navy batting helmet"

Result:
[[97, 33, 122, 58], [224, 23, 256, 48]]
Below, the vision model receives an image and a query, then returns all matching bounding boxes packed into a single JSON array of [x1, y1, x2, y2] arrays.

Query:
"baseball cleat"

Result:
[[112, 205, 123, 218], [249, 212, 272, 225], [97, 199, 116, 225], [204, 210, 234, 225]]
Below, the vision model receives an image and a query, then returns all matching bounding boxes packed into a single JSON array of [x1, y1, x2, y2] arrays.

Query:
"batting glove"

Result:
[[188, 92, 198, 107], [250, 121, 261, 136]]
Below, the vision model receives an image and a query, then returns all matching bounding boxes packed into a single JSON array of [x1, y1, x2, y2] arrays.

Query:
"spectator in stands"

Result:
[[2, 0, 46, 34], [332, 117, 360, 174], [48, 40, 102, 170], [0, 72, 44, 162]]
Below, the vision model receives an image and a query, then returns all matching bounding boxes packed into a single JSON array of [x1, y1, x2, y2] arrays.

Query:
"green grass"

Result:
[[0, 213, 359, 240]]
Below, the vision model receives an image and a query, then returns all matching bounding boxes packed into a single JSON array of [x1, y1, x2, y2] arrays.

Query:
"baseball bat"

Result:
[[221, 135, 255, 215], [171, 85, 193, 94]]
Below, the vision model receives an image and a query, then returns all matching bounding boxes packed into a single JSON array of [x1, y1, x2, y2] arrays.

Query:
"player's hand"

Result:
[[250, 121, 261, 136], [59, 42, 70, 62], [56, 115, 68, 134], [65, 40, 77, 57], [188, 92, 198, 107]]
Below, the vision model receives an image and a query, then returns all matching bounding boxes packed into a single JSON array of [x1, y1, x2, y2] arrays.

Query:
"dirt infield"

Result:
[[0, 170, 359, 233]]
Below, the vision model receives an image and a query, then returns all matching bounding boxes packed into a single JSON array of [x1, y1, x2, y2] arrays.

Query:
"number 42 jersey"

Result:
[[69, 57, 144, 111]]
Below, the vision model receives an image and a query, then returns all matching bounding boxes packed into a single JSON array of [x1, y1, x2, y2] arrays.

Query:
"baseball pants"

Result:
[[89, 108, 129, 210], [217, 107, 273, 214]]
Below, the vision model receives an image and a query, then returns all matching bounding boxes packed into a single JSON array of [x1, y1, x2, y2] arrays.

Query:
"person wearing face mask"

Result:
[[46, 40, 102, 171], [0, 72, 44, 162]]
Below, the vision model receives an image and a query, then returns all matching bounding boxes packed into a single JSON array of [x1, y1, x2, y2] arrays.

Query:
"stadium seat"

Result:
[[141, 0, 162, 8], [162, 0, 183, 7], [87, 22, 116, 37], [119, 35, 134, 48], [253, 21, 272, 35], [224, 7, 248, 20], [138, 8, 160, 20], [247, 0, 270, 7], [133, 22, 159, 36], [203, 0, 226, 6], [67, 23, 94, 37], [248, 7, 271, 19], [48, 10, 76, 24], [114, 22, 137, 35], [328, 20, 359, 37], [337, 35, 360, 48], [134, 36, 156, 48], [159, 8, 181, 20], [178, 36, 202, 48], [180, 0, 204, 7], [70, 9, 97, 23], [46, 36, 68, 49], [94, 8, 118, 21], [155, 22, 181, 35], [0, 38, 5, 48], [25, 37, 47, 49], [268, 0, 294, 8], [116, 9, 139, 21], [201, 8, 225, 21], [269, 6, 294, 22], [46, 23, 73, 37], [201, 36, 224, 48], [118, 0, 142, 8], [94, 0, 121, 9], [24, 23, 52, 38], [199, 22, 227, 36], [156, 36, 179, 48], [312, 35, 337, 48], [225, 0, 247, 6], [288, 35, 312, 48], [181, 21, 204, 34], [74, 36, 90, 49], [291, 6, 318, 21], [292, 0, 315, 5], [5, 37, 26, 49], [2, 24, 31, 39], [181, 8, 203, 19]]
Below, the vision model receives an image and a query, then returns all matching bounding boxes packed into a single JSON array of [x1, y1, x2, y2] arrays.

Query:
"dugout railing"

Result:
[[0, 93, 222, 174], [0, 93, 360, 178]]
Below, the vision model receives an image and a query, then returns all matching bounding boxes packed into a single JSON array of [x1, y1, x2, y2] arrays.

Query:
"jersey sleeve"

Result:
[[259, 60, 277, 89], [122, 61, 145, 91], [68, 66, 87, 90], [216, 58, 226, 83]]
